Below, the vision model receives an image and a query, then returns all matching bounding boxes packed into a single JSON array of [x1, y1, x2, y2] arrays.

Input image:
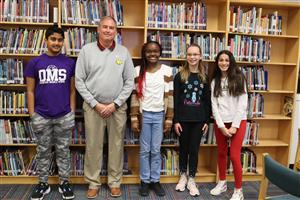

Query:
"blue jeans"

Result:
[[140, 110, 164, 183]]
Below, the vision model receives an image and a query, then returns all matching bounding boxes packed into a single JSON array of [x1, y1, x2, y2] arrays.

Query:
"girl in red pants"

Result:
[[210, 50, 247, 200]]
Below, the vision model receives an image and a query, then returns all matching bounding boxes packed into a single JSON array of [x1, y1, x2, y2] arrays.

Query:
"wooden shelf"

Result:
[[0, 114, 30, 117], [230, 0, 300, 8], [1, 141, 288, 148], [0, 84, 26, 87], [0, 53, 41, 57], [61, 23, 145, 30], [0, 22, 54, 26], [147, 27, 226, 34], [236, 61, 297, 66], [0, 166, 217, 184], [249, 90, 294, 94], [0, 144, 36, 147], [245, 140, 289, 147], [228, 32, 299, 39], [1, 0, 299, 185], [250, 114, 292, 120]]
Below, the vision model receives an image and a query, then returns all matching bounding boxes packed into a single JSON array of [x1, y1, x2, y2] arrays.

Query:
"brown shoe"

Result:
[[110, 187, 121, 197], [86, 188, 99, 199]]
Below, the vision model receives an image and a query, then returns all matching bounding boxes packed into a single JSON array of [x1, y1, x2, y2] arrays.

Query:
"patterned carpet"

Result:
[[0, 182, 287, 200]]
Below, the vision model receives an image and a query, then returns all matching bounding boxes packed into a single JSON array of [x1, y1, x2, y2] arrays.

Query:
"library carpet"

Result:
[[0, 182, 287, 200]]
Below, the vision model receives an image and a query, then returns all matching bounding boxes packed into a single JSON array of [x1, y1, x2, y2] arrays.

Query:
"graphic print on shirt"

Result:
[[38, 65, 67, 84], [183, 79, 203, 106]]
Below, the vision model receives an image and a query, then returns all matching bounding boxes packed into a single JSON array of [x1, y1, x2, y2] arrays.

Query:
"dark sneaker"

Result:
[[31, 182, 51, 200], [150, 182, 165, 196], [139, 181, 150, 196], [58, 181, 75, 199]]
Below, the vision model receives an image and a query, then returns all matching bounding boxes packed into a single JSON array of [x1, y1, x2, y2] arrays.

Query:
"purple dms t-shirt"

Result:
[[25, 53, 75, 118]]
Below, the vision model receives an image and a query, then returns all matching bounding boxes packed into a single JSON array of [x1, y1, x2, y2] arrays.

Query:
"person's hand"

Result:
[[228, 127, 237, 135], [163, 122, 172, 134], [131, 121, 140, 133], [202, 123, 208, 135], [100, 103, 116, 118], [94, 103, 106, 114], [221, 127, 232, 137], [174, 123, 182, 136]]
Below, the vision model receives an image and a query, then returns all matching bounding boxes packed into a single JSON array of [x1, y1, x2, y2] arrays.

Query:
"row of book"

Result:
[[242, 65, 268, 91], [71, 121, 85, 144], [0, 149, 131, 176], [227, 148, 257, 174], [0, 119, 35, 144], [0, 120, 86, 145], [0, 118, 259, 146], [0, 59, 24, 84], [200, 121, 260, 146], [148, 2, 207, 30], [0, 60, 269, 92], [229, 6, 282, 35], [161, 148, 179, 176], [124, 121, 259, 146], [244, 121, 259, 146], [0, 149, 26, 176], [0, 28, 124, 56], [0, 29, 47, 54], [0, 148, 257, 176], [148, 32, 225, 60], [63, 27, 97, 56], [247, 93, 264, 118], [0, 0, 49, 22], [0, 91, 28, 114], [228, 35, 271, 62], [61, 0, 124, 26], [62, 28, 122, 56]]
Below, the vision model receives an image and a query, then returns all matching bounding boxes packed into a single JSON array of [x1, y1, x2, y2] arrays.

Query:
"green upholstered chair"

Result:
[[258, 153, 300, 200]]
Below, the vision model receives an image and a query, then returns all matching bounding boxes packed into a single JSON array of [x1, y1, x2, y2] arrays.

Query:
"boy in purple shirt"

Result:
[[25, 25, 76, 200]]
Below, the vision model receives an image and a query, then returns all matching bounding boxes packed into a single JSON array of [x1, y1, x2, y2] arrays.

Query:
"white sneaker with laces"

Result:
[[187, 177, 200, 197], [210, 180, 227, 196], [175, 173, 187, 192], [230, 188, 244, 200]]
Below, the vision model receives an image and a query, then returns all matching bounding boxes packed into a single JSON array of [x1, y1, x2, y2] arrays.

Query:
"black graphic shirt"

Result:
[[173, 72, 211, 123]]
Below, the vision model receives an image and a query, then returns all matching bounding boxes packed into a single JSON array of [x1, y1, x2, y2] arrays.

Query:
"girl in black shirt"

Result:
[[173, 44, 211, 197]]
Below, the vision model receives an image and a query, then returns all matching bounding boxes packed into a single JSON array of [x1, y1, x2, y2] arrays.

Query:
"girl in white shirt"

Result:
[[210, 50, 247, 200], [130, 41, 173, 197]]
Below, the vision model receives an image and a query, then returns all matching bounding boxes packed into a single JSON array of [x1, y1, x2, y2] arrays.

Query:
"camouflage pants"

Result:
[[31, 111, 75, 183]]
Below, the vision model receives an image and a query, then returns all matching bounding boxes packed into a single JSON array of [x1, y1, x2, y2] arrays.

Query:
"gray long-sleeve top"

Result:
[[75, 42, 134, 108]]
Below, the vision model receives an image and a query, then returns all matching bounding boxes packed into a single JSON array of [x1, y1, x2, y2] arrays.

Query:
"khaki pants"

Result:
[[83, 101, 127, 189]]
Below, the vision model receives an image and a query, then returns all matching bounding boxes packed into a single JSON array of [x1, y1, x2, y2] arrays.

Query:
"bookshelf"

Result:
[[0, 0, 299, 185]]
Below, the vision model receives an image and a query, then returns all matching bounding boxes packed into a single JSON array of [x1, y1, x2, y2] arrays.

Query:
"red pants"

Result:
[[215, 120, 246, 189]]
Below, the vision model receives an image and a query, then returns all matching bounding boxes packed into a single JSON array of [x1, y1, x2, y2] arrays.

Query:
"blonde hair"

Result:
[[180, 43, 206, 83]]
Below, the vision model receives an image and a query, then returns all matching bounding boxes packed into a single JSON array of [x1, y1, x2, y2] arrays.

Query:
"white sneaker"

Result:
[[175, 173, 187, 192], [230, 188, 244, 200], [187, 177, 200, 197], [210, 180, 227, 196]]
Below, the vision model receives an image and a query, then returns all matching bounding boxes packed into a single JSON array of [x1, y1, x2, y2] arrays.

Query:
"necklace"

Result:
[[221, 77, 228, 90]]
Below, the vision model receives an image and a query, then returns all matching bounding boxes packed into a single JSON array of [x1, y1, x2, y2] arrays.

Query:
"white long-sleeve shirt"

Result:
[[211, 79, 248, 128]]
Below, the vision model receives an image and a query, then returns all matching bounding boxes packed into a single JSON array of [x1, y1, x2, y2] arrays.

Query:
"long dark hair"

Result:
[[136, 41, 162, 99], [212, 50, 246, 97]]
